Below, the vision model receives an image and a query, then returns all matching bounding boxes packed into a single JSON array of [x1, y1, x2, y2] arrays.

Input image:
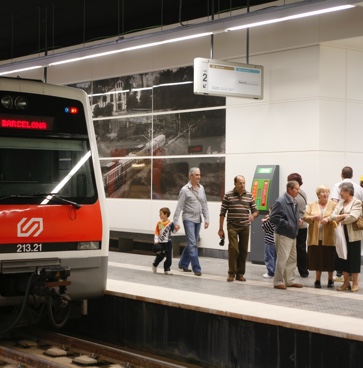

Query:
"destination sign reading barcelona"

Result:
[[0, 114, 54, 131]]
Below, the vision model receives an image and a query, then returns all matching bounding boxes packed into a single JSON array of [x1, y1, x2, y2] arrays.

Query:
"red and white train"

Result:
[[0, 77, 108, 331]]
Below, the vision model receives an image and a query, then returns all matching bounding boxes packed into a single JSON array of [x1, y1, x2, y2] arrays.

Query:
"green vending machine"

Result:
[[250, 165, 279, 264]]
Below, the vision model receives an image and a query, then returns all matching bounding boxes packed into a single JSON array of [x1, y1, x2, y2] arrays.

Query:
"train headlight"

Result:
[[1, 95, 13, 109], [15, 96, 28, 110], [77, 241, 100, 250]]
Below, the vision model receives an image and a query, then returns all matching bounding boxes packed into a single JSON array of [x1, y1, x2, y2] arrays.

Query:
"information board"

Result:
[[194, 57, 263, 99], [251, 179, 270, 211], [250, 164, 279, 264]]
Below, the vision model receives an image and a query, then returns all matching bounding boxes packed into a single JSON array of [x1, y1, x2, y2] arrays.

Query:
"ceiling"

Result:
[[0, 0, 275, 62]]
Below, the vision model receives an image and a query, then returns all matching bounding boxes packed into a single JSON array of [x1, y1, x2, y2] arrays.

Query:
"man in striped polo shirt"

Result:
[[218, 175, 259, 282]]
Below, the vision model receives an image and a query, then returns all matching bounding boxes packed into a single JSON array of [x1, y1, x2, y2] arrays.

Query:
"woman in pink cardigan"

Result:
[[303, 185, 337, 289]]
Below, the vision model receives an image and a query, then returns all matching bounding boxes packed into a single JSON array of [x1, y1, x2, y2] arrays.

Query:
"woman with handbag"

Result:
[[303, 185, 337, 288], [330, 182, 363, 292]]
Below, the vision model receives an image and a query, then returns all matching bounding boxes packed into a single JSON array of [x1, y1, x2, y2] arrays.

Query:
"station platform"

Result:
[[107, 251, 363, 342], [67, 251, 363, 367]]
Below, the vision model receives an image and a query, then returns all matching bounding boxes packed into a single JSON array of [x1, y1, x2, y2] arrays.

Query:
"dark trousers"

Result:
[[153, 241, 172, 271], [296, 228, 309, 276], [227, 223, 249, 277]]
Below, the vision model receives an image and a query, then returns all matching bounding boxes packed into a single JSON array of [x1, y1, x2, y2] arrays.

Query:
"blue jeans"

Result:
[[264, 240, 276, 277], [178, 220, 201, 273]]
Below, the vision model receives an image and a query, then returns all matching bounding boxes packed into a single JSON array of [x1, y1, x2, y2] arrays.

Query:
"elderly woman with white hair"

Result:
[[330, 182, 362, 292], [303, 185, 337, 289]]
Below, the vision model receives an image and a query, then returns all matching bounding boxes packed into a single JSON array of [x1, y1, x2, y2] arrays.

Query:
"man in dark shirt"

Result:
[[270, 180, 303, 289], [287, 173, 309, 278], [219, 175, 259, 282]]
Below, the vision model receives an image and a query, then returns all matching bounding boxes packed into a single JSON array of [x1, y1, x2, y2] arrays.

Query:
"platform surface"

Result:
[[106, 251, 363, 342]]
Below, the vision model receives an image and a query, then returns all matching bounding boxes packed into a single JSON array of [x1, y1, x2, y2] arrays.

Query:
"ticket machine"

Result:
[[250, 165, 279, 264]]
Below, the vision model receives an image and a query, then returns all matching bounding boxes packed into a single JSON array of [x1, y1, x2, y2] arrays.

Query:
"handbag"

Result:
[[352, 201, 363, 231], [352, 216, 363, 231], [334, 223, 347, 260]]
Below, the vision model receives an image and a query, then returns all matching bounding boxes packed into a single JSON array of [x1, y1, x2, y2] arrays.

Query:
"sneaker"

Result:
[[164, 271, 173, 275], [263, 273, 273, 278], [333, 276, 343, 282], [152, 265, 157, 273]]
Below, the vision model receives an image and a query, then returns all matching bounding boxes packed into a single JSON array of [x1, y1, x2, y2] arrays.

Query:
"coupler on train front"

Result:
[[0, 265, 74, 333]]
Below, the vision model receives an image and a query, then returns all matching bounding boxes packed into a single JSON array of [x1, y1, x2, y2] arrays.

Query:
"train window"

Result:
[[153, 158, 225, 201], [0, 137, 97, 205], [101, 158, 152, 199]]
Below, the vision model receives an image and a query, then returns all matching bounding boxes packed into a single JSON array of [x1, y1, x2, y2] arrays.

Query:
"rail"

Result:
[[0, 327, 197, 368]]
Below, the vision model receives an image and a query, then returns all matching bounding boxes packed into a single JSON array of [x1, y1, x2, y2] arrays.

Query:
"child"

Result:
[[152, 207, 175, 275], [261, 207, 276, 278]]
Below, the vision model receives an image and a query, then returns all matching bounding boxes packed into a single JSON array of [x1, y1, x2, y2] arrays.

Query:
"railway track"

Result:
[[0, 328, 196, 368]]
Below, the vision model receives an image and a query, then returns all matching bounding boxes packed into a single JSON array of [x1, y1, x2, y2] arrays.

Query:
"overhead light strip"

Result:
[[0, 0, 357, 76], [0, 65, 43, 76], [225, 4, 355, 31], [49, 32, 213, 66]]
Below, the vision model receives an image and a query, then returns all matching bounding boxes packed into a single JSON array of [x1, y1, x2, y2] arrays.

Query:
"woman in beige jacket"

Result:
[[303, 185, 337, 289], [330, 182, 362, 292]]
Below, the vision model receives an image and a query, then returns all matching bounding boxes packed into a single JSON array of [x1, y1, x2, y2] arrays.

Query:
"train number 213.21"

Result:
[[17, 243, 43, 252]]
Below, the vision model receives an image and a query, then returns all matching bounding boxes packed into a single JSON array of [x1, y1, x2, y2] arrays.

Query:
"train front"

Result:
[[0, 78, 109, 330]]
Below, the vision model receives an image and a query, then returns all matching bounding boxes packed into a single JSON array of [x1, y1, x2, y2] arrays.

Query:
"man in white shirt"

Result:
[[173, 167, 209, 276], [331, 166, 363, 202]]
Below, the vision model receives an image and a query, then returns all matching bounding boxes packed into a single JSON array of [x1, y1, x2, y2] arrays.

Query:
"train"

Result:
[[0, 77, 109, 331], [102, 134, 165, 197]]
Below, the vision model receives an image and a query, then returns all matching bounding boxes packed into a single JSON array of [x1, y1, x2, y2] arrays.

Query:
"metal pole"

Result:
[[246, 0, 250, 65], [210, 0, 215, 59], [44, 5, 48, 82]]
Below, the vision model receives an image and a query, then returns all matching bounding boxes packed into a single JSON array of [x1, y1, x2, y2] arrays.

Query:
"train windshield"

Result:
[[0, 136, 97, 205]]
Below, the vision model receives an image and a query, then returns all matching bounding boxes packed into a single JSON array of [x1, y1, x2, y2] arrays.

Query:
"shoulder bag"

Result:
[[352, 216, 363, 231], [352, 201, 363, 231]]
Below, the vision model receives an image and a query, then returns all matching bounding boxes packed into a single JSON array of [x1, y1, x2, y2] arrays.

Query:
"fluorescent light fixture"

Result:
[[48, 32, 213, 66], [0, 0, 358, 75], [0, 65, 43, 75], [287, 4, 354, 19], [225, 4, 355, 31]]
